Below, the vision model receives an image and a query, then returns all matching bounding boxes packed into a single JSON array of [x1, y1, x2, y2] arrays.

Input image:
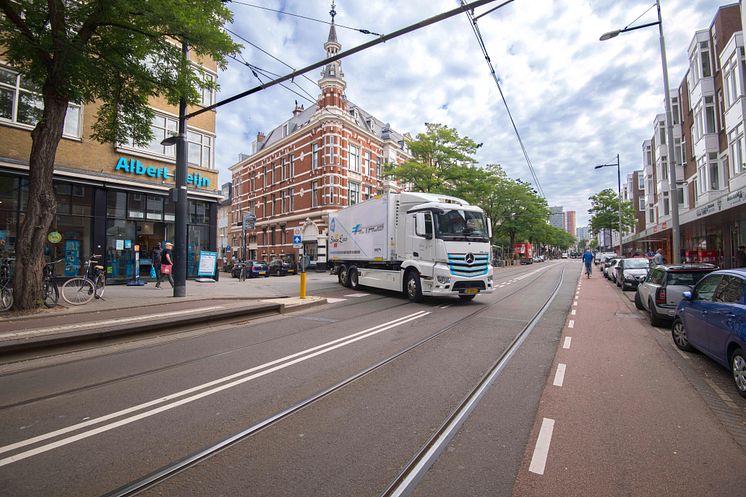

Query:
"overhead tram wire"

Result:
[[225, 27, 320, 92], [230, 1, 383, 36], [187, 0, 505, 120], [228, 54, 316, 105], [460, 0, 546, 198]]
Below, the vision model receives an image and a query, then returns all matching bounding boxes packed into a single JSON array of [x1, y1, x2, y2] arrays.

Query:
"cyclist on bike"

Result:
[[582, 248, 594, 277]]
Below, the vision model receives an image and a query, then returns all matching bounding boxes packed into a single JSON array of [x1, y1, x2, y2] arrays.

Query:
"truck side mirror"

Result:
[[414, 212, 432, 239]]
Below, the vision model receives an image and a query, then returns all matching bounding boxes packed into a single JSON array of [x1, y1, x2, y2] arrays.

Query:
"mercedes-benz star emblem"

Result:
[[465, 253, 475, 264]]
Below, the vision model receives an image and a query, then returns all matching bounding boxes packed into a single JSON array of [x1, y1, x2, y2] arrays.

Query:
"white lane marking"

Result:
[[344, 293, 370, 298], [553, 364, 566, 387], [563, 337, 572, 349], [438, 305, 452, 309], [324, 298, 347, 303], [568, 320, 574, 329], [0, 311, 430, 465], [498, 285, 505, 288], [529, 418, 555, 475], [674, 348, 690, 360], [571, 309, 576, 316], [2, 307, 226, 339], [573, 300, 578, 307]]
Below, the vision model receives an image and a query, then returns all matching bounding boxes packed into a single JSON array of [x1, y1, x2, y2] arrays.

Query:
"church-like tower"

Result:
[[318, 1, 347, 111]]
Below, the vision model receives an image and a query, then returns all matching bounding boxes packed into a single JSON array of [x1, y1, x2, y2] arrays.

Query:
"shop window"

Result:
[[55, 183, 72, 215], [107, 191, 127, 219], [187, 224, 210, 277], [106, 219, 136, 282], [53, 214, 92, 277], [189, 200, 209, 224], [146, 195, 163, 221], [128, 193, 145, 219], [164, 197, 175, 222]]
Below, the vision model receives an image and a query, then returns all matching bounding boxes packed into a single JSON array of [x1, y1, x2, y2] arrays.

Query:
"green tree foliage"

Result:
[[384, 123, 482, 197], [588, 188, 637, 242], [0, 0, 239, 309]]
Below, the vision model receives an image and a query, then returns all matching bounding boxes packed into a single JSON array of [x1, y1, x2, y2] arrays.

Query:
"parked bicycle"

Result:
[[0, 258, 61, 311], [60, 254, 106, 305]]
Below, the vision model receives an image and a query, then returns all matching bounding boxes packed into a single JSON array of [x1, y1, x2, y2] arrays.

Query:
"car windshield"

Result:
[[434, 209, 488, 241], [624, 259, 649, 269]]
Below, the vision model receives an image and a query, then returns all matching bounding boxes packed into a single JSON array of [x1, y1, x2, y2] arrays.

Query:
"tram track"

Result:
[[103, 262, 569, 497]]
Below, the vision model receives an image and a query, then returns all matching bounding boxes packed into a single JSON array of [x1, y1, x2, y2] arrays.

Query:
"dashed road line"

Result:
[[563, 337, 572, 349], [553, 363, 566, 387], [573, 300, 578, 307], [529, 418, 555, 475], [568, 320, 574, 329], [344, 293, 370, 298], [325, 298, 347, 303], [704, 378, 739, 409], [571, 309, 576, 316]]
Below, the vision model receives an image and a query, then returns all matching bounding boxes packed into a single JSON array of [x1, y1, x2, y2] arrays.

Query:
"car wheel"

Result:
[[731, 348, 746, 399], [634, 290, 645, 310], [671, 318, 694, 351], [404, 270, 423, 303], [648, 299, 665, 327]]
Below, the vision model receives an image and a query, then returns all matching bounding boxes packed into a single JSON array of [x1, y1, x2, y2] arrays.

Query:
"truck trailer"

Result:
[[328, 192, 494, 302]]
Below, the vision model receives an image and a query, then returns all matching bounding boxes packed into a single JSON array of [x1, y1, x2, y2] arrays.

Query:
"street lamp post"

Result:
[[600, 0, 680, 264], [595, 154, 624, 257]]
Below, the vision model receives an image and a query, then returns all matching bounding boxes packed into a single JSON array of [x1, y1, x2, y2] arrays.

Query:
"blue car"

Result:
[[672, 268, 746, 398]]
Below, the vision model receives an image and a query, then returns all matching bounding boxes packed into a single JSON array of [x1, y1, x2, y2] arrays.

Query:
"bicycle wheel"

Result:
[[94, 273, 106, 299], [43, 280, 59, 308], [0, 287, 12, 312], [239, 267, 246, 282], [61, 278, 95, 305]]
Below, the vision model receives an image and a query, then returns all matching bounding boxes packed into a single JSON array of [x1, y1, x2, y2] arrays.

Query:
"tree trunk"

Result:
[[13, 92, 67, 310]]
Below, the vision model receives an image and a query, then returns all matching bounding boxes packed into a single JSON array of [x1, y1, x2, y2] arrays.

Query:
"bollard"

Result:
[[300, 271, 307, 299]]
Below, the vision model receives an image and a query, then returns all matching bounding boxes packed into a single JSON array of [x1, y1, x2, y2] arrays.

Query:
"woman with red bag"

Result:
[[156, 242, 174, 288]]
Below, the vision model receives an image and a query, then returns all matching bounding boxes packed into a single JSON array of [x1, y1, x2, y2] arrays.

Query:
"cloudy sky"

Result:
[[215, 0, 728, 227]]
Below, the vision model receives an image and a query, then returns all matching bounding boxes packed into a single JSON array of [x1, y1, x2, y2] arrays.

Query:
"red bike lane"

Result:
[[512, 268, 746, 497]]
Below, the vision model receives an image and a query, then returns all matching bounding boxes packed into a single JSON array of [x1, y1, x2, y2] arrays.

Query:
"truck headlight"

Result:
[[437, 275, 450, 284]]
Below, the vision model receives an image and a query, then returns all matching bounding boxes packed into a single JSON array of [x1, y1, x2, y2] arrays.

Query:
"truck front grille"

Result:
[[447, 253, 489, 277]]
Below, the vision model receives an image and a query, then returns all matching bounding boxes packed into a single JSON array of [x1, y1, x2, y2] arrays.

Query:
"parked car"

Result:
[[672, 269, 746, 398], [247, 260, 269, 278], [614, 258, 651, 291], [636, 264, 718, 326], [230, 260, 246, 278], [268, 259, 291, 276], [596, 252, 617, 266], [534, 255, 545, 263], [604, 258, 621, 280]]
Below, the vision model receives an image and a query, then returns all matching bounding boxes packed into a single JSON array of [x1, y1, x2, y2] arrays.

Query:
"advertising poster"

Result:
[[198, 250, 218, 277], [64, 240, 81, 277]]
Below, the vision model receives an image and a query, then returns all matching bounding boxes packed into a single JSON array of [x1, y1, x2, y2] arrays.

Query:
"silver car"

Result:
[[635, 264, 718, 326], [604, 258, 621, 281], [614, 258, 651, 291]]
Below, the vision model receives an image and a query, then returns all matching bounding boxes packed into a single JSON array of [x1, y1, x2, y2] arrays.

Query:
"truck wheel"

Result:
[[349, 267, 360, 290], [405, 270, 423, 303], [338, 265, 351, 287], [458, 294, 476, 302]]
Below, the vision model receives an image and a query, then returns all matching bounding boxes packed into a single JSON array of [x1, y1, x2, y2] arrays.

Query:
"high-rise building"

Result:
[[576, 226, 590, 241], [229, 9, 410, 265], [564, 210, 576, 236], [549, 206, 564, 229]]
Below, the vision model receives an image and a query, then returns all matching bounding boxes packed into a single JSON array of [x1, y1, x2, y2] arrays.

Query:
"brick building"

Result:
[[229, 15, 410, 266]]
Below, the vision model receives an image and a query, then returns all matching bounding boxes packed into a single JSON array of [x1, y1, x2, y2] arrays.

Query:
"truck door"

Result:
[[410, 212, 435, 278]]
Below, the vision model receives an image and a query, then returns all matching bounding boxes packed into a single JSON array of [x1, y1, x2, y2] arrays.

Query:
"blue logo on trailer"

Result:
[[352, 224, 362, 234], [330, 218, 336, 232]]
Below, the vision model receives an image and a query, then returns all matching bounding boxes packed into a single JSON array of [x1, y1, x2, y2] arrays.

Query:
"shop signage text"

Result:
[[115, 157, 211, 188]]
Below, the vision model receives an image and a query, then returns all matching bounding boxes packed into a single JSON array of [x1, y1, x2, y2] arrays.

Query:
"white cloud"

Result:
[[215, 0, 728, 227]]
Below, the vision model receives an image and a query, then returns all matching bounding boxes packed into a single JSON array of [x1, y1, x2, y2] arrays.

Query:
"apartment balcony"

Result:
[[724, 96, 746, 134], [696, 188, 728, 207], [656, 166, 685, 193], [693, 132, 720, 162], [689, 76, 715, 111], [730, 171, 746, 192]]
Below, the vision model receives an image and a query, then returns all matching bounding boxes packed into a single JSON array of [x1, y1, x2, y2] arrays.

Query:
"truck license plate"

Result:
[[464, 288, 479, 295]]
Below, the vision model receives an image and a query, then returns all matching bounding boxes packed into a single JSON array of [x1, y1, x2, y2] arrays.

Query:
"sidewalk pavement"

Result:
[[513, 269, 746, 497], [0, 273, 335, 354]]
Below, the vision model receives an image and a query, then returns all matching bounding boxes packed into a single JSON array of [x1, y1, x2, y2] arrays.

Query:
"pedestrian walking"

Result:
[[653, 248, 664, 266], [152, 243, 162, 286], [156, 242, 174, 288], [737, 245, 746, 267]]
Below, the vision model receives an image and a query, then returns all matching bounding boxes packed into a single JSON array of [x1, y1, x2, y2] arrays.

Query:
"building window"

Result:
[[312, 143, 319, 169], [678, 186, 685, 206], [698, 156, 707, 194], [197, 70, 216, 107], [263, 165, 267, 188], [376, 156, 382, 178], [700, 41, 711, 78], [639, 197, 645, 211], [364, 151, 371, 176], [663, 192, 670, 216], [289, 155, 294, 177], [730, 124, 746, 175], [661, 158, 668, 181], [648, 207, 655, 224], [281, 225, 286, 245], [349, 181, 360, 205], [288, 188, 294, 211], [709, 152, 720, 191], [272, 162, 276, 184], [672, 96, 680, 125], [271, 193, 276, 216], [0, 66, 81, 137], [704, 95, 716, 134], [349, 143, 360, 173], [280, 190, 285, 213], [638, 174, 644, 190], [123, 113, 176, 158], [724, 53, 739, 108], [674, 138, 681, 167], [658, 121, 666, 145], [187, 130, 213, 169], [271, 225, 276, 245], [312, 181, 318, 208], [281, 158, 286, 181]]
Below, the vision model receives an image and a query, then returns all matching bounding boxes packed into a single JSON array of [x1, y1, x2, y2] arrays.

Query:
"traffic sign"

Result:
[[292, 234, 302, 249]]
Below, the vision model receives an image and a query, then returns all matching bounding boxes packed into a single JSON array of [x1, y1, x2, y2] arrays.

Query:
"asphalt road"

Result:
[[2, 260, 743, 497]]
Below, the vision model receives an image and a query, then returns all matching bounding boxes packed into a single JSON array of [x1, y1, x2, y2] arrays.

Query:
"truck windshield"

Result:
[[435, 210, 488, 241]]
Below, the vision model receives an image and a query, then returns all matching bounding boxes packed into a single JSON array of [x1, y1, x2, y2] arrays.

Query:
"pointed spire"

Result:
[[328, 1, 338, 43], [318, 0, 347, 111]]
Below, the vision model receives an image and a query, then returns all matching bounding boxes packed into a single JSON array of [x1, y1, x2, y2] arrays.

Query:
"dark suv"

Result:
[[635, 264, 718, 325]]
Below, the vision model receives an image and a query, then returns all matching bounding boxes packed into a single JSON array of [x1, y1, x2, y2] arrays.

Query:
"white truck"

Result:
[[328, 192, 494, 302]]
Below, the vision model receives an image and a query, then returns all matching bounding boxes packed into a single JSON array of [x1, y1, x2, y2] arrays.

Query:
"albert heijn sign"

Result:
[[114, 157, 211, 188]]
